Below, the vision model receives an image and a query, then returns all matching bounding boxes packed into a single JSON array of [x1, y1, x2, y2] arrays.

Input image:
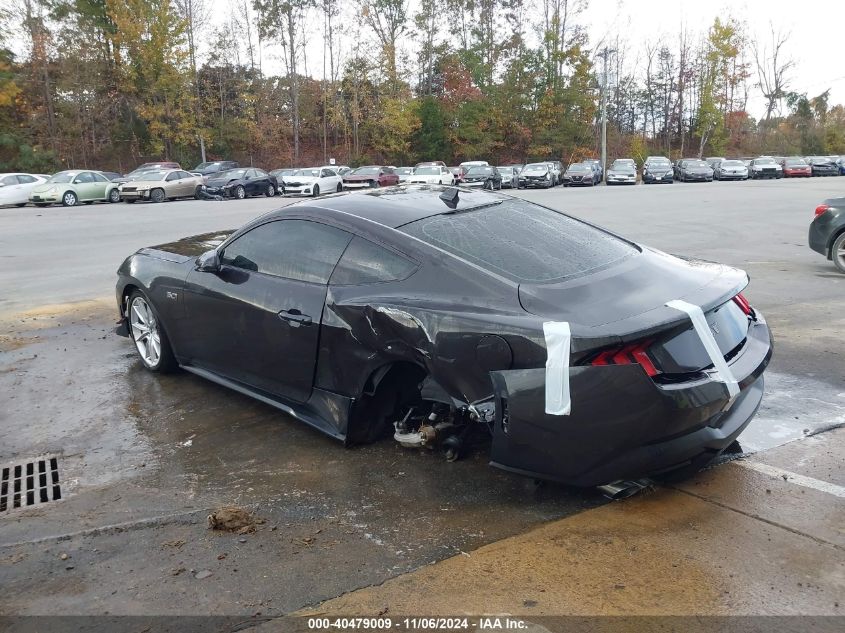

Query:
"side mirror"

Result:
[[196, 249, 221, 273]]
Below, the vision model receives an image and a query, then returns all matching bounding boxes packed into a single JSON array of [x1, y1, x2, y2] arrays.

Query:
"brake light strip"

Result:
[[666, 299, 740, 409], [543, 321, 572, 416]]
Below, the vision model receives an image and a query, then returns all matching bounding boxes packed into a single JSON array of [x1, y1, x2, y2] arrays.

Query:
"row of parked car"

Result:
[[4, 153, 844, 207]]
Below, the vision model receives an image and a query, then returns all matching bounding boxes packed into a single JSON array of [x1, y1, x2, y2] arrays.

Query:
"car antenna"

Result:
[[439, 186, 460, 209]]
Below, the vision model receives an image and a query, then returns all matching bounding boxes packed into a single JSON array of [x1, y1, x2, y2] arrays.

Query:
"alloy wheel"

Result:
[[129, 296, 161, 368], [63, 192, 78, 206], [235, 185, 246, 199]]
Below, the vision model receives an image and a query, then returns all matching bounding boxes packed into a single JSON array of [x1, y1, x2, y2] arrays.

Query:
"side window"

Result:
[[92, 172, 109, 183], [17, 174, 37, 184], [255, 169, 267, 178], [320, 169, 331, 178], [221, 220, 351, 283], [246, 169, 257, 179], [330, 237, 417, 286], [165, 172, 179, 181], [178, 171, 191, 179], [75, 172, 94, 183], [1, 175, 17, 185]]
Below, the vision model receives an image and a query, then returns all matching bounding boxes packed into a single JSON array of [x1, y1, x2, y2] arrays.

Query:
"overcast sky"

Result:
[[210, 0, 844, 121]]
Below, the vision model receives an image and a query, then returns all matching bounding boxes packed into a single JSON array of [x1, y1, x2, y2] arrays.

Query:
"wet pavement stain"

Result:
[[0, 307, 601, 614]]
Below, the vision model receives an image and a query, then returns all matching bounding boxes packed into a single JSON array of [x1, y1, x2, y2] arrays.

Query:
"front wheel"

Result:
[[127, 290, 176, 372], [62, 191, 78, 207], [336, 183, 342, 192], [108, 188, 121, 203], [312, 184, 320, 197], [194, 186, 203, 199], [832, 232, 845, 274], [233, 185, 246, 199], [150, 188, 165, 203], [265, 183, 275, 197]]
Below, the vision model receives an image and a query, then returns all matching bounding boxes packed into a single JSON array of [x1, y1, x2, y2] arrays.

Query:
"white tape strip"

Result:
[[543, 321, 571, 415], [666, 299, 740, 407]]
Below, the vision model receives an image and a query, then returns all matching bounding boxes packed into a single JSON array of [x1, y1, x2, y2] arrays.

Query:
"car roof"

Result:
[[267, 185, 505, 229]]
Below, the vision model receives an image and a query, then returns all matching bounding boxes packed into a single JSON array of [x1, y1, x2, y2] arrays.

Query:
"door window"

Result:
[[221, 220, 352, 284], [74, 172, 95, 183], [17, 175, 37, 184], [330, 237, 417, 285], [1, 175, 17, 185], [165, 172, 179, 181], [92, 172, 110, 182]]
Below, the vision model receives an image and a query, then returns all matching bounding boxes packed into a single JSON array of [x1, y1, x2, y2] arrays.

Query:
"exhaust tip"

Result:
[[597, 479, 653, 500]]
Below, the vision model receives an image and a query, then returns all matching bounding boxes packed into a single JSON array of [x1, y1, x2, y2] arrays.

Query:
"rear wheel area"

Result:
[[832, 232, 845, 274], [127, 290, 176, 372]]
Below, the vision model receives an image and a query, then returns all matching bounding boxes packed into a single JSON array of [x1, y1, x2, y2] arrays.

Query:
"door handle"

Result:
[[278, 309, 312, 326]]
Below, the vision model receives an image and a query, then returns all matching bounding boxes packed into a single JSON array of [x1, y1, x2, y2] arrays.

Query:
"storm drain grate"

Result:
[[0, 455, 62, 514]]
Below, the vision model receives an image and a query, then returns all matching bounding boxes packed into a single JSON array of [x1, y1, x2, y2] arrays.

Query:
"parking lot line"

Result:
[[737, 460, 845, 499]]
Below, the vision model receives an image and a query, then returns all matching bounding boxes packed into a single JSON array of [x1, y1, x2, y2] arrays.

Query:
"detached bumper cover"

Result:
[[489, 316, 772, 487]]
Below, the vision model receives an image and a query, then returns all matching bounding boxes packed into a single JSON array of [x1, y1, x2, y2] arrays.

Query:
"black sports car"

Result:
[[204, 168, 278, 198], [115, 186, 772, 487], [809, 197, 845, 274]]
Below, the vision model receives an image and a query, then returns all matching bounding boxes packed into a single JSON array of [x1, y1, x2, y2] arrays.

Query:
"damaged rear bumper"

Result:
[[489, 318, 772, 487]]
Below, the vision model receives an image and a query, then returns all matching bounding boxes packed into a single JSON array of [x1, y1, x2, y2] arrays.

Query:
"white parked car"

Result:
[[0, 173, 48, 207], [282, 167, 343, 196], [407, 165, 454, 185]]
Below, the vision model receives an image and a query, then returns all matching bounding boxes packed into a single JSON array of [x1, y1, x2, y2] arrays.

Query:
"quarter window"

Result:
[[330, 237, 416, 285], [17, 175, 37, 184], [221, 220, 351, 284]]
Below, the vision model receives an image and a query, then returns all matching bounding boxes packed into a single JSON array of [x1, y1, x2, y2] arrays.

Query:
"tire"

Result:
[[265, 183, 275, 197], [832, 232, 845, 274], [234, 185, 246, 199], [369, 180, 379, 188], [108, 188, 120, 203], [127, 290, 176, 372], [62, 191, 78, 207], [194, 186, 203, 200], [150, 188, 165, 203], [312, 184, 320, 197], [336, 183, 342, 192]]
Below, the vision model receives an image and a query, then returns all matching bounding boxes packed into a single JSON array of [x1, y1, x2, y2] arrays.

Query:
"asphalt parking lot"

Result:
[[1, 178, 843, 619]]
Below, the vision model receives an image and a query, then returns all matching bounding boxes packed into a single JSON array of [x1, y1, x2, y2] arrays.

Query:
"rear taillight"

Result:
[[815, 204, 830, 217], [732, 292, 756, 320], [589, 339, 660, 377]]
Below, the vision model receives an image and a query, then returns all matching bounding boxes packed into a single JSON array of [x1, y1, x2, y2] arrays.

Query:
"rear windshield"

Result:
[[400, 200, 636, 283]]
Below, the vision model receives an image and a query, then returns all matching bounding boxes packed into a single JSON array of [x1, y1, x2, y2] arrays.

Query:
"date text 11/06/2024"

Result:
[[307, 617, 529, 630]]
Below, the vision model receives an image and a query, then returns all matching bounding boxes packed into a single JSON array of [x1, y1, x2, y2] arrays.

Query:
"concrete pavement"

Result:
[[305, 429, 845, 617]]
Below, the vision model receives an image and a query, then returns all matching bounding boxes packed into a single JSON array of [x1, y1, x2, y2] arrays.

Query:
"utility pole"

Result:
[[598, 47, 616, 184]]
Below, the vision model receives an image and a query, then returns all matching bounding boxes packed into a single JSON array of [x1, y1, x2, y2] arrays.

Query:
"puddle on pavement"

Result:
[[739, 371, 845, 452]]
